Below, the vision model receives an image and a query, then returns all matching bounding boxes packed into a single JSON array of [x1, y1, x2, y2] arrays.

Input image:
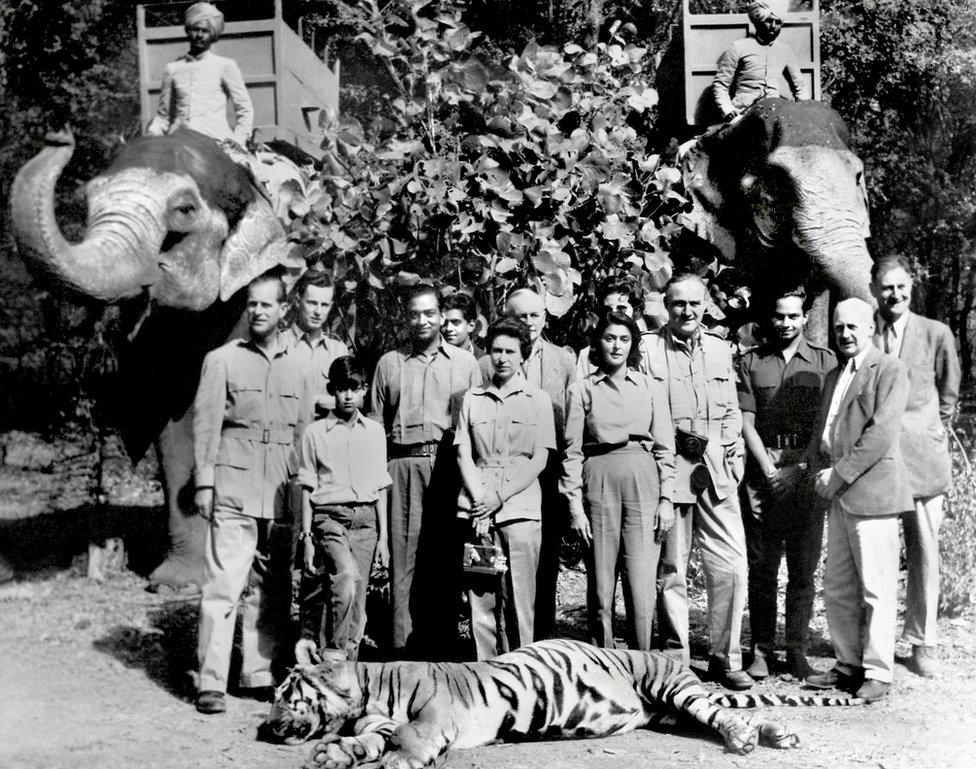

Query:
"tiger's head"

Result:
[[262, 645, 363, 744]]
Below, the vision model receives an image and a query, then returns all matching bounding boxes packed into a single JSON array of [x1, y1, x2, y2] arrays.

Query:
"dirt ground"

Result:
[[1, 562, 975, 769]]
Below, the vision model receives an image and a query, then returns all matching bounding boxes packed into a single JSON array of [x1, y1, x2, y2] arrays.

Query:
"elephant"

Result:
[[10, 127, 305, 589], [681, 98, 874, 342]]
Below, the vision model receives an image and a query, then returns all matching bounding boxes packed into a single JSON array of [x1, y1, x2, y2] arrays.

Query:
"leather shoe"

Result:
[[855, 679, 890, 702], [195, 690, 226, 714], [746, 651, 769, 680], [786, 650, 820, 680], [708, 660, 754, 690], [908, 645, 939, 678], [806, 667, 859, 693]]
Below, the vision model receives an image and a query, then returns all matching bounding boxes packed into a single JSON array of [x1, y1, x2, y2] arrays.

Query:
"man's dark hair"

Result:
[[326, 355, 368, 393], [485, 317, 533, 360], [291, 270, 334, 300], [871, 255, 914, 282], [403, 284, 440, 310], [247, 271, 287, 302], [442, 292, 476, 321], [769, 285, 811, 314], [588, 312, 643, 371], [596, 277, 642, 312]]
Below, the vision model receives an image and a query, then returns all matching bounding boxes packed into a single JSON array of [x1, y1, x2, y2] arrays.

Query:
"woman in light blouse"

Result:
[[561, 312, 676, 651], [455, 317, 555, 659], [146, 2, 254, 146]]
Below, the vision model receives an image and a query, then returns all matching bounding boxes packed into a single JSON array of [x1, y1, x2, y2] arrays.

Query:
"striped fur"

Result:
[[265, 639, 860, 769]]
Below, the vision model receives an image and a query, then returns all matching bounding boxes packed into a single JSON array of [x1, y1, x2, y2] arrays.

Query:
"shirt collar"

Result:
[[323, 410, 366, 430], [242, 334, 288, 359], [591, 367, 640, 386], [475, 372, 528, 399], [879, 311, 910, 339], [287, 324, 332, 349], [402, 337, 453, 360], [843, 345, 872, 373], [664, 325, 701, 353]]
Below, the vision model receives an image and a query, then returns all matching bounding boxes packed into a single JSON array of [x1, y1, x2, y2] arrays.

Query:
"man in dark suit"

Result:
[[804, 298, 913, 702], [480, 288, 577, 639], [871, 256, 961, 677]]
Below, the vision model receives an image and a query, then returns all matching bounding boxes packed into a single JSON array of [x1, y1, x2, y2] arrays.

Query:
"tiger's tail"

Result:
[[710, 692, 865, 707]]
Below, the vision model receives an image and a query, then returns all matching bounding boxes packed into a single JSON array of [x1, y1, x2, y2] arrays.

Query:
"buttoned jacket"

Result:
[[873, 311, 960, 498], [644, 328, 744, 502], [804, 346, 913, 517]]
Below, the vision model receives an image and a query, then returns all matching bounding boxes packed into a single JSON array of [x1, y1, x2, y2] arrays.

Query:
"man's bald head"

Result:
[[505, 288, 547, 343], [833, 298, 876, 359]]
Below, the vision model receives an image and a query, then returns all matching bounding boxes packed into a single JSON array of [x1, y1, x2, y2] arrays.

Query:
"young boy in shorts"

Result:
[[295, 356, 391, 660]]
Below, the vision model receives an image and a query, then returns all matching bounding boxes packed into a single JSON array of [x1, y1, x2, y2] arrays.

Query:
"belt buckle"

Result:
[[262, 428, 271, 444]]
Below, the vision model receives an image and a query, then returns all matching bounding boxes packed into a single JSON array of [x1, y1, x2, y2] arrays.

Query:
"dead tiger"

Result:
[[264, 638, 862, 768]]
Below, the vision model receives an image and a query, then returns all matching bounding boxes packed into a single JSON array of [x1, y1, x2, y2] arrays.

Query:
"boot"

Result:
[[786, 649, 819, 679], [746, 649, 769, 680], [909, 645, 939, 678]]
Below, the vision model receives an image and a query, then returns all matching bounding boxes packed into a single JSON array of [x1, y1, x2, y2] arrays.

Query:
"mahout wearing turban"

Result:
[[747, 0, 790, 24], [185, 2, 225, 36]]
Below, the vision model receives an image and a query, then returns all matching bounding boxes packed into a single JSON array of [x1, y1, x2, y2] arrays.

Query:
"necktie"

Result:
[[883, 325, 894, 354]]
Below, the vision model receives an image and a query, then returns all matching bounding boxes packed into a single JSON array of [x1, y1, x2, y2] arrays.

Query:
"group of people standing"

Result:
[[188, 253, 959, 715]]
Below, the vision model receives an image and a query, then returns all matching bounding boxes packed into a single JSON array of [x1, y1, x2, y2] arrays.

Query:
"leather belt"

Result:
[[764, 432, 808, 450], [222, 426, 294, 445], [389, 441, 440, 459], [583, 436, 650, 458]]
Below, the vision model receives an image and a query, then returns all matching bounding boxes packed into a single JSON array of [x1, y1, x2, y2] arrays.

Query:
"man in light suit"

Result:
[[481, 288, 577, 639], [871, 256, 961, 677], [805, 298, 913, 702]]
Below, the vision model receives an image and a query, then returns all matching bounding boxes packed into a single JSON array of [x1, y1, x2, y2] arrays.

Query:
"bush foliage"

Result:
[[294, 0, 685, 353]]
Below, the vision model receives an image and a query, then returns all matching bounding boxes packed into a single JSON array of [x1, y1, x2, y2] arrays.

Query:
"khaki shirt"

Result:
[[282, 325, 349, 411], [454, 376, 555, 524], [561, 369, 677, 513], [297, 411, 392, 506], [645, 328, 744, 503], [370, 338, 482, 445], [193, 336, 313, 519]]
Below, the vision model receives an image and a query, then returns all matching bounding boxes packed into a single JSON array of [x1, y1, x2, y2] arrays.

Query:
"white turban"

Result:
[[185, 2, 225, 36], [748, 0, 790, 24]]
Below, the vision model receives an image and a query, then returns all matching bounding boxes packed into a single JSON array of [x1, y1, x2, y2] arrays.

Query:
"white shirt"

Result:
[[878, 312, 909, 357], [821, 346, 872, 452]]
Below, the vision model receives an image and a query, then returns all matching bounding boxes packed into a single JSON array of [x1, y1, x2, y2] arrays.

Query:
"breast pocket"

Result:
[[509, 405, 540, 457]]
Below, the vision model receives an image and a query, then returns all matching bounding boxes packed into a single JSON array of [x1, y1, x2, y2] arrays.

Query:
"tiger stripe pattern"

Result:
[[264, 639, 862, 769]]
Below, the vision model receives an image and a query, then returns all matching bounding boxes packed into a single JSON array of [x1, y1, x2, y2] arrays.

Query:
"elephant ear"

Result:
[[680, 140, 737, 260], [219, 195, 304, 301]]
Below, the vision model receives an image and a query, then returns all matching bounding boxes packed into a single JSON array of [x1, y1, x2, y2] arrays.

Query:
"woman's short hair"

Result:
[[485, 317, 533, 360], [588, 312, 643, 371], [326, 356, 368, 393]]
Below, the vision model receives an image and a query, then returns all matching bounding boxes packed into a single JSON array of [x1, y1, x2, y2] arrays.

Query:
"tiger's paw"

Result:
[[379, 750, 432, 769], [306, 736, 370, 769], [758, 720, 799, 749], [721, 721, 760, 755]]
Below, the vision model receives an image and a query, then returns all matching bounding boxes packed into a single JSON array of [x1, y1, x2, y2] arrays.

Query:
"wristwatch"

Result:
[[299, 531, 314, 542]]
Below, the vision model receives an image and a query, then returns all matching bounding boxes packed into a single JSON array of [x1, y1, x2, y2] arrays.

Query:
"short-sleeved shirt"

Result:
[[193, 336, 314, 519], [297, 411, 392, 506], [737, 337, 836, 445], [282, 325, 349, 411], [370, 339, 482, 446], [561, 369, 677, 514], [454, 376, 556, 523]]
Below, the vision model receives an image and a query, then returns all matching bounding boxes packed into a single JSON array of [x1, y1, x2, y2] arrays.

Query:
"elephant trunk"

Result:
[[10, 133, 163, 302]]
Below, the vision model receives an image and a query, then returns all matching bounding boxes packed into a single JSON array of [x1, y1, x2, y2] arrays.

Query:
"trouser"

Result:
[[742, 478, 825, 654], [298, 504, 378, 661], [388, 455, 435, 652], [534, 462, 565, 640], [655, 486, 748, 669], [824, 505, 900, 684], [584, 450, 662, 651], [197, 511, 291, 692], [468, 518, 541, 659], [902, 494, 945, 647]]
